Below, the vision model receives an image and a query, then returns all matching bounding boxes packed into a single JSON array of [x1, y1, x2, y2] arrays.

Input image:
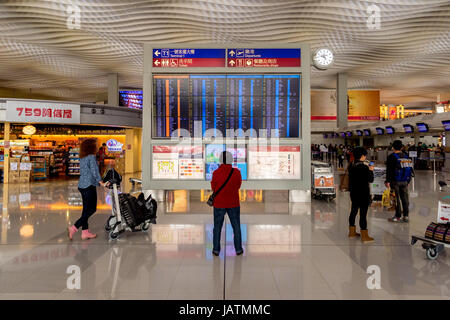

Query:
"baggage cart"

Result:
[[411, 201, 450, 260], [103, 169, 156, 240], [311, 161, 336, 202], [370, 165, 386, 202]]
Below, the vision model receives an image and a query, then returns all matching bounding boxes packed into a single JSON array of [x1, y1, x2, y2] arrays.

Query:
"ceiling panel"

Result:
[[0, 0, 448, 104]]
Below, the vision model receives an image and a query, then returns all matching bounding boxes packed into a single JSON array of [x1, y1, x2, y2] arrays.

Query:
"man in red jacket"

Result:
[[211, 151, 243, 256]]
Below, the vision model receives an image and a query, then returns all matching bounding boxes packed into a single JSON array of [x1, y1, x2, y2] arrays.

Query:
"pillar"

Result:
[[3, 122, 10, 184], [337, 73, 348, 129], [359, 136, 363, 146], [414, 134, 420, 146], [2, 122, 10, 243], [107, 73, 119, 106], [125, 128, 142, 174]]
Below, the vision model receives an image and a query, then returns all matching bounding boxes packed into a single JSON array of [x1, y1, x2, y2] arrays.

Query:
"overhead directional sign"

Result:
[[227, 48, 301, 67], [153, 48, 226, 67]]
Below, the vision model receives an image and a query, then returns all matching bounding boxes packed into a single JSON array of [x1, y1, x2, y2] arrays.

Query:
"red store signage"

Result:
[[6, 100, 81, 124]]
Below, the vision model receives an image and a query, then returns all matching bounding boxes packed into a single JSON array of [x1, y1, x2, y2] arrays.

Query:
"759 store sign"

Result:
[[6, 101, 81, 124]]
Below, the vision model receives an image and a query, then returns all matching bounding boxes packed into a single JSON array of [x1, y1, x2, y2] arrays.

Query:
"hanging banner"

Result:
[[6, 100, 80, 124]]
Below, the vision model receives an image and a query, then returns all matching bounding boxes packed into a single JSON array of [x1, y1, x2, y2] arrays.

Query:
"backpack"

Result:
[[393, 152, 414, 182]]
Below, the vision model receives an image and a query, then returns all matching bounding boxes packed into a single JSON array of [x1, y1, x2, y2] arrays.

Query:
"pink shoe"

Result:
[[81, 229, 97, 240], [67, 225, 78, 240]]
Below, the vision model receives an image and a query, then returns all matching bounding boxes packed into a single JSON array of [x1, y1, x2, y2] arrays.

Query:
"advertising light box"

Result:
[[248, 146, 300, 180], [403, 124, 414, 133], [417, 123, 429, 133], [152, 145, 204, 179], [205, 144, 247, 180], [442, 120, 450, 131]]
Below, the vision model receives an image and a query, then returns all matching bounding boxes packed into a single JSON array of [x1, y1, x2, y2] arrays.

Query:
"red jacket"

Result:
[[210, 164, 242, 208]]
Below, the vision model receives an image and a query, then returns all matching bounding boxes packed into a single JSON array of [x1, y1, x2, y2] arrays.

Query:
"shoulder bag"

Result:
[[207, 168, 234, 207]]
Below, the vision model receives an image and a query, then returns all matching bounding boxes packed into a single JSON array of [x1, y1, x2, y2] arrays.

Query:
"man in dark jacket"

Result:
[[211, 151, 243, 256], [385, 140, 413, 223], [348, 147, 374, 243]]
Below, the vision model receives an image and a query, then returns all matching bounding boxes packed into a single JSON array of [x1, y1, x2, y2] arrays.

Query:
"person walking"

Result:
[[337, 145, 345, 168], [211, 151, 243, 256], [67, 139, 106, 240], [348, 147, 375, 243], [97, 143, 107, 176], [386, 140, 414, 223]]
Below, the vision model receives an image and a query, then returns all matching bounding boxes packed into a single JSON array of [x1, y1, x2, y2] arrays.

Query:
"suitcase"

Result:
[[425, 222, 450, 244]]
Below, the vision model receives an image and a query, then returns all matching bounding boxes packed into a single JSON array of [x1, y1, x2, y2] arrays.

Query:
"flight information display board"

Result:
[[153, 74, 301, 138], [205, 144, 247, 181]]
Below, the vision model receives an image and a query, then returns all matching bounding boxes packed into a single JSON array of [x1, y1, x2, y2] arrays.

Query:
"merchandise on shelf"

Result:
[[68, 147, 80, 176]]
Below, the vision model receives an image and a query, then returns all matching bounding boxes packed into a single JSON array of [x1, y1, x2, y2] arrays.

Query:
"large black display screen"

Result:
[[153, 74, 301, 138]]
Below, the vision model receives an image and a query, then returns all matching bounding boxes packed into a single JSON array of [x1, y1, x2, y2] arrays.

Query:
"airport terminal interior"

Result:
[[0, 0, 449, 301]]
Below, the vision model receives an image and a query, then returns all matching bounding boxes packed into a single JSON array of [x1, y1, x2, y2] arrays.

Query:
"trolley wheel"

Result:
[[104, 216, 114, 232], [109, 231, 119, 240], [426, 247, 439, 260], [142, 222, 150, 231]]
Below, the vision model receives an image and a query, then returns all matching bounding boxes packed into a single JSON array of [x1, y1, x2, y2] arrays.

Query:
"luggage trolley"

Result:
[[103, 169, 157, 240], [311, 161, 336, 202], [411, 201, 450, 260], [370, 165, 387, 202]]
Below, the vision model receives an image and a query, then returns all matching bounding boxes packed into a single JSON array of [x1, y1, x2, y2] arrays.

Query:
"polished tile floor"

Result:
[[0, 171, 449, 300]]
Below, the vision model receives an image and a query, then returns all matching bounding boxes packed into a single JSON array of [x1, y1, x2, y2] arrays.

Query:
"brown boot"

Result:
[[360, 230, 374, 243], [348, 226, 360, 238]]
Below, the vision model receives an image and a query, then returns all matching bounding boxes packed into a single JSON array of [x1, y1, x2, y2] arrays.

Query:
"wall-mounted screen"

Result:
[[403, 124, 414, 133], [417, 123, 429, 133], [205, 144, 247, 181], [152, 145, 204, 180], [355, 130, 362, 136], [376, 127, 384, 135], [346, 131, 352, 137], [442, 120, 450, 131], [340, 132, 346, 138], [248, 146, 300, 180], [323, 133, 328, 139], [386, 126, 395, 134], [363, 129, 371, 136], [153, 74, 301, 138], [119, 89, 143, 109]]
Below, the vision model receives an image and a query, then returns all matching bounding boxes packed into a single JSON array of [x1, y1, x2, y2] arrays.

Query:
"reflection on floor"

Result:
[[0, 171, 449, 300]]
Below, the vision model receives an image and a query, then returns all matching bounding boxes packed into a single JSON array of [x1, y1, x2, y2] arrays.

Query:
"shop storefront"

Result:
[[0, 99, 142, 184]]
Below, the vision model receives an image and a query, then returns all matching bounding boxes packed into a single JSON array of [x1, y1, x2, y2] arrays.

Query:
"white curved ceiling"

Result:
[[0, 0, 449, 105]]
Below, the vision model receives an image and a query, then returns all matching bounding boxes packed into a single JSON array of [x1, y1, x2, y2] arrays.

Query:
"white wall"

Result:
[[311, 134, 345, 145]]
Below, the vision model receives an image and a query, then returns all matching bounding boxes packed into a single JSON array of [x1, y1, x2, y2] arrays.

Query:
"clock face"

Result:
[[313, 48, 334, 69]]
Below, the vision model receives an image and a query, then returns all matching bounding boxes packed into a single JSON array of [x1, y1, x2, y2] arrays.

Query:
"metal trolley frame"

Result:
[[311, 161, 336, 202]]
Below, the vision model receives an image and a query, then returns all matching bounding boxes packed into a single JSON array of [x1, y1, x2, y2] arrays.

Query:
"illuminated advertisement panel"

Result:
[[205, 144, 247, 181], [152, 145, 204, 179]]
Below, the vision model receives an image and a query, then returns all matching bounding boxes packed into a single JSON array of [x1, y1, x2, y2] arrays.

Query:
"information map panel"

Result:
[[248, 146, 301, 180], [153, 74, 301, 138]]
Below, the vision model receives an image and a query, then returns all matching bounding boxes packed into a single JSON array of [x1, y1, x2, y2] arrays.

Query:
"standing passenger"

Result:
[[348, 147, 375, 243], [211, 151, 243, 256]]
